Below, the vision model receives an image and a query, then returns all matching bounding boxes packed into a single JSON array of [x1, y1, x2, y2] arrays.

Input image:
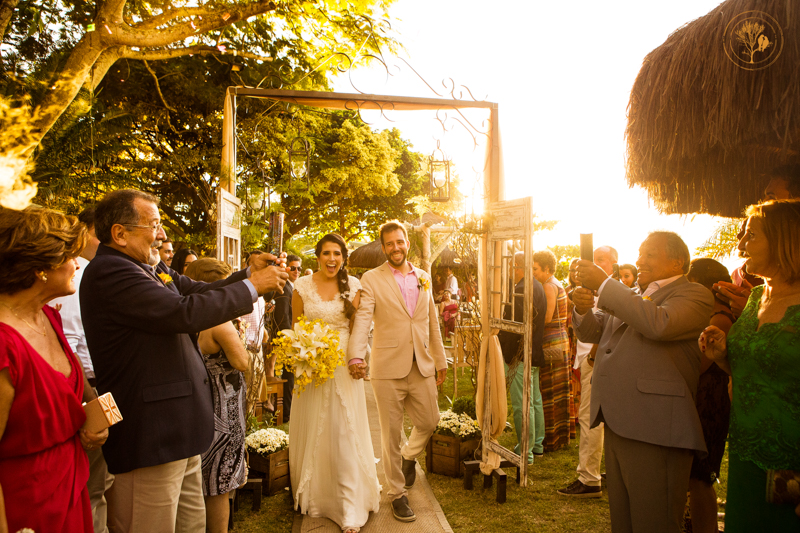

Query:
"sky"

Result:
[[333, 0, 742, 268]]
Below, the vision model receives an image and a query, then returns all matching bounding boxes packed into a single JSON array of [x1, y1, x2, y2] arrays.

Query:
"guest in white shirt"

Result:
[[444, 266, 459, 300], [51, 207, 115, 533], [559, 246, 617, 498]]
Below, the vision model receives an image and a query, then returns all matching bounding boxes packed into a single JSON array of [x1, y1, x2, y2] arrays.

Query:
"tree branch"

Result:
[[87, 47, 124, 91], [29, 36, 107, 155], [100, 0, 128, 24], [119, 44, 273, 63], [133, 5, 237, 32], [142, 60, 176, 113], [108, 1, 277, 48], [0, 0, 19, 44]]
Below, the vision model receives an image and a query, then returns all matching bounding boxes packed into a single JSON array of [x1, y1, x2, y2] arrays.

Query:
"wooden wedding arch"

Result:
[[218, 86, 538, 487]]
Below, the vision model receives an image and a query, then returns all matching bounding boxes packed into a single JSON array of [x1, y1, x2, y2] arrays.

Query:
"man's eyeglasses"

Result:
[[125, 223, 163, 233], [288, 266, 302, 272]]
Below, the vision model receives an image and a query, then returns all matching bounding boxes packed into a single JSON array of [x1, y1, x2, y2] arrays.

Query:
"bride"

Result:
[[288, 233, 381, 532]]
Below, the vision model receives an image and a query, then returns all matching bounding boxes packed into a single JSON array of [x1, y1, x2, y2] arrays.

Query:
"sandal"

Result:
[[343, 528, 360, 533]]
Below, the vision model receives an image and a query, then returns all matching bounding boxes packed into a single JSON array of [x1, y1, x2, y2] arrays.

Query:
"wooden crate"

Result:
[[425, 434, 480, 477], [248, 448, 290, 495]]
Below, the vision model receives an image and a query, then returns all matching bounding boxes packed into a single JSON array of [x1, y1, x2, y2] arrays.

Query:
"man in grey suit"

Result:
[[572, 231, 713, 533]]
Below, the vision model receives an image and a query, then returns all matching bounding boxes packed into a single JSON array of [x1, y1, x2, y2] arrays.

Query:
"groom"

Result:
[[348, 220, 447, 523]]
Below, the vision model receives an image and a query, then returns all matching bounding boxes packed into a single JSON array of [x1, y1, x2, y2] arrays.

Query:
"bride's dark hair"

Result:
[[315, 233, 356, 319]]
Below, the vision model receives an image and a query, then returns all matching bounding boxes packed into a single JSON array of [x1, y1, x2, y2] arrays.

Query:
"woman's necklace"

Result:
[[0, 302, 47, 336]]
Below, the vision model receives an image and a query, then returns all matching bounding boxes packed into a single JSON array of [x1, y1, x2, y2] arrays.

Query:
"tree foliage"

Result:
[[695, 218, 743, 259], [31, 52, 425, 252], [548, 244, 579, 283], [4, 0, 434, 250], [0, 0, 397, 164]]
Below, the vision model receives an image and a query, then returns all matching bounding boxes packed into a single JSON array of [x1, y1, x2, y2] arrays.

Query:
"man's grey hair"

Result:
[[513, 251, 525, 266], [647, 231, 691, 274], [94, 189, 159, 244], [594, 245, 618, 263]]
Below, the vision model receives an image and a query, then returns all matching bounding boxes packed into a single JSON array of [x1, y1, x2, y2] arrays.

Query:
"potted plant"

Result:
[[245, 427, 290, 495], [426, 404, 481, 477]]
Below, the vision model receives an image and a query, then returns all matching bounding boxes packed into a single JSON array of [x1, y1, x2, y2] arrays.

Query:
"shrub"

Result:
[[452, 396, 477, 420]]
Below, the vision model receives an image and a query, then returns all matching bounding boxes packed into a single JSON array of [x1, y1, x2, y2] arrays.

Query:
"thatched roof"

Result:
[[411, 211, 448, 226], [433, 246, 474, 268], [348, 239, 384, 269], [348, 239, 470, 269], [626, 0, 800, 217]]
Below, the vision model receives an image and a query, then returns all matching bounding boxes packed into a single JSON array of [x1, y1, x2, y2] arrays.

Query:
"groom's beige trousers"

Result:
[[371, 360, 440, 500]]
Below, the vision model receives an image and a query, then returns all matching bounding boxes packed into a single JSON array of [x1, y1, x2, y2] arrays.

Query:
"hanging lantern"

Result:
[[288, 136, 311, 185], [429, 145, 450, 202]]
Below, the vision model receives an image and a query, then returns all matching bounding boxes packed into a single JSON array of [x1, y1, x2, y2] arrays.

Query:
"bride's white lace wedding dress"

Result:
[[289, 275, 381, 529]]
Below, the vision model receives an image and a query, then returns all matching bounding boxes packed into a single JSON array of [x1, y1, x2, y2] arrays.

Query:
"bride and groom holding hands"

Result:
[[288, 221, 448, 533]]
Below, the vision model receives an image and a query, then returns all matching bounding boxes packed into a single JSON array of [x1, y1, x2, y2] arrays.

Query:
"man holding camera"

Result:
[[571, 232, 712, 533]]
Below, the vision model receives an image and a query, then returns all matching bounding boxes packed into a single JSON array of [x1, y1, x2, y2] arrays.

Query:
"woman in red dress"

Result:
[[439, 291, 459, 339], [0, 207, 108, 533]]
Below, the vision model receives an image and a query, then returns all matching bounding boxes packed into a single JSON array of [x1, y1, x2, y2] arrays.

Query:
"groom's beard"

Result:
[[385, 249, 407, 269]]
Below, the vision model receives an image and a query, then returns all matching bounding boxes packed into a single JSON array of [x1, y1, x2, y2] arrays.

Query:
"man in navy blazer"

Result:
[[572, 232, 713, 533], [81, 189, 288, 533]]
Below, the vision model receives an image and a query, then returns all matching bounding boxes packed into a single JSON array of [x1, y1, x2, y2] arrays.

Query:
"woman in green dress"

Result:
[[699, 199, 800, 532]]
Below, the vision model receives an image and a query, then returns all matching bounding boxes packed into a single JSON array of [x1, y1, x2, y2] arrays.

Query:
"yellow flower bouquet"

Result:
[[272, 317, 345, 394]]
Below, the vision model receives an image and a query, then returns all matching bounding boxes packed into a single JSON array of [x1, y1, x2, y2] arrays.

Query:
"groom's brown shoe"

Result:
[[401, 458, 417, 489], [391, 495, 416, 522]]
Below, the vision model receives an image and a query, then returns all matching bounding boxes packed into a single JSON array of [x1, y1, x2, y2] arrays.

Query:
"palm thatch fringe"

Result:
[[348, 239, 469, 269], [348, 239, 384, 269], [626, 0, 800, 217]]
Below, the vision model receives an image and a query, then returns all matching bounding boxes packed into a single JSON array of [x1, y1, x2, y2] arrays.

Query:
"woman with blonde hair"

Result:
[[700, 199, 800, 531], [0, 207, 107, 533]]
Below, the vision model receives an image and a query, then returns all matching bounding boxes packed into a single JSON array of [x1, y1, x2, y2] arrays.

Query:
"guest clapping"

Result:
[[573, 231, 712, 532], [185, 259, 250, 533], [0, 207, 107, 533], [699, 200, 800, 531], [686, 258, 734, 533]]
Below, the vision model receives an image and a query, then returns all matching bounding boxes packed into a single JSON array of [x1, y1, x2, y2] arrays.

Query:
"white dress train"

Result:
[[289, 275, 381, 529]]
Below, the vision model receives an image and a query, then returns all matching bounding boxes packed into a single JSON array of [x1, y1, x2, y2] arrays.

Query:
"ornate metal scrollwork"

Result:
[[233, 12, 494, 206]]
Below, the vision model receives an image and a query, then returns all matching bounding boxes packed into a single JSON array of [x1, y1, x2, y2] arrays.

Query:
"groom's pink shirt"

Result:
[[388, 262, 420, 315], [350, 262, 419, 366]]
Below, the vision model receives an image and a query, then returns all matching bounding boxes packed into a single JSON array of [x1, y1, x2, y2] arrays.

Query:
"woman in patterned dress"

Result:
[[185, 258, 251, 533], [533, 250, 571, 453], [565, 258, 580, 440]]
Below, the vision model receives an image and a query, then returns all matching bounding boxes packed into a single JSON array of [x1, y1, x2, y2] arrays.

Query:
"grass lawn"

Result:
[[231, 367, 729, 532]]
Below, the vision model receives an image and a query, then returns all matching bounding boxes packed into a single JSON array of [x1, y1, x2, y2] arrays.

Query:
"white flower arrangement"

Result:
[[245, 427, 289, 457], [435, 410, 481, 440]]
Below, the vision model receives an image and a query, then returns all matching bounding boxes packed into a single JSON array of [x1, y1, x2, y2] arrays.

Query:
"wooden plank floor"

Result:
[[294, 384, 452, 533]]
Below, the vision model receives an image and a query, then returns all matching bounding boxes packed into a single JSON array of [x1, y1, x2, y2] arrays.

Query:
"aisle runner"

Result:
[[295, 385, 452, 533]]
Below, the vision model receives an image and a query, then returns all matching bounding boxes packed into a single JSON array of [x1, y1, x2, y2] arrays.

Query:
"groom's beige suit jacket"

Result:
[[348, 261, 447, 379]]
